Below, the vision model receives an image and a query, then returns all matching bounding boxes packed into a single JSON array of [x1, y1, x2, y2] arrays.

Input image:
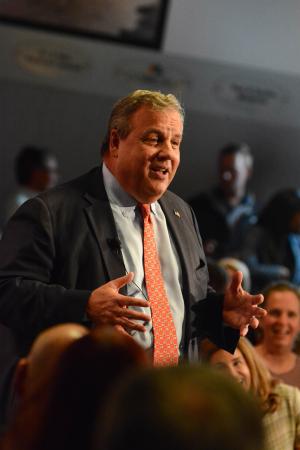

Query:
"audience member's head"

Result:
[[258, 281, 300, 353], [218, 257, 251, 292], [259, 188, 300, 235], [14, 323, 88, 401], [218, 142, 253, 202], [96, 365, 263, 450], [15, 146, 59, 192], [201, 337, 279, 414], [13, 326, 149, 450], [207, 258, 229, 294], [4, 323, 88, 450]]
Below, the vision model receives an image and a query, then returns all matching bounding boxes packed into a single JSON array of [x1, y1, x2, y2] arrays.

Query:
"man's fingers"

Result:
[[118, 307, 151, 322], [120, 296, 149, 308], [240, 324, 249, 337], [251, 293, 264, 306], [249, 316, 259, 329], [114, 324, 131, 336], [109, 272, 134, 290], [251, 305, 267, 318], [240, 314, 261, 336], [229, 270, 243, 294], [118, 317, 147, 332]]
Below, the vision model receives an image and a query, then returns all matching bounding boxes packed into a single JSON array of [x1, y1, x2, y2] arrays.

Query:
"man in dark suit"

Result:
[[0, 90, 265, 363]]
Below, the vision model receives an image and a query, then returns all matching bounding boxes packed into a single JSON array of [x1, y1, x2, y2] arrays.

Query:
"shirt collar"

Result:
[[102, 163, 157, 215]]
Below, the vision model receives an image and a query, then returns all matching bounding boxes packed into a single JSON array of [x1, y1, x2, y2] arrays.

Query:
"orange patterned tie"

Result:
[[139, 203, 178, 366]]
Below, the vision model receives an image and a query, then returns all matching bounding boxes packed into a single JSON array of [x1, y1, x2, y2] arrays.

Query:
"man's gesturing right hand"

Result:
[[86, 272, 151, 332]]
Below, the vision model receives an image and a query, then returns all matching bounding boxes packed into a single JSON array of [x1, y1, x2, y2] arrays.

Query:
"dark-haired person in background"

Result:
[[0, 145, 59, 428], [189, 142, 257, 259], [4, 146, 59, 223], [0, 146, 58, 430], [241, 188, 300, 291]]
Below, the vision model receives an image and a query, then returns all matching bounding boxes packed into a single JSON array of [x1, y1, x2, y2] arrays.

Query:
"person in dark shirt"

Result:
[[4, 146, 59, 223], [241, 189, 300, 291], [189, 142, 257, 259]]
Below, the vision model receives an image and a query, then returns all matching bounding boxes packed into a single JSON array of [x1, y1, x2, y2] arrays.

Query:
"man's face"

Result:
[[219, 153, 250, 197], [209, 348, 251, 391], [261, 290, 300, 351], [106, 106, 183, 203]]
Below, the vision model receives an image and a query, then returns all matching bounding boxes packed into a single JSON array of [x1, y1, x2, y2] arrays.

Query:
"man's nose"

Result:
[[158, 140, 174, 158]]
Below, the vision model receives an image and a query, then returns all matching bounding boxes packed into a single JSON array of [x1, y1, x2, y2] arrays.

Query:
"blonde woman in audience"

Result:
[[255, 281, 300, 389], [202, 337, 300, 450]]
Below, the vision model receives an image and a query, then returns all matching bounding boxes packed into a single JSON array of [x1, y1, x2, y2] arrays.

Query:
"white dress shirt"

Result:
[[102, 163, 185, 353]]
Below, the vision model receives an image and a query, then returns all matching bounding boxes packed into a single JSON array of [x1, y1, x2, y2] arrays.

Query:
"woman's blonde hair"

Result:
[[201, 337, 280, 414], [237, 338, 279, 414]]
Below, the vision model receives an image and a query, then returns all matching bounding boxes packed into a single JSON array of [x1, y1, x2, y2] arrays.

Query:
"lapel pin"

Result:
[[173, 210, 181, 218]]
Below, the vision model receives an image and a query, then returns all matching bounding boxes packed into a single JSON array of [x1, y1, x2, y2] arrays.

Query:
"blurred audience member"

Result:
[[5, 326, 148, 450], [207, 258, 229, 294], [255, 282, 300, 389], [96, 365, 264, 450], [218, 257, 252, 292], [202, 337, 300, 450], [189, 142, 256, 258], [3, 323, 88, 450], [242, 188, 300, 291], [13, 323, 88, 400], [4, 145, 59, 222], [1, 146, 59, 424], [217, 258, 255, 343]]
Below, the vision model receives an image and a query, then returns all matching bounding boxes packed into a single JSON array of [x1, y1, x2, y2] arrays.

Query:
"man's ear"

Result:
[[13, 358, 28, 399], [109, 129, 120, 158]]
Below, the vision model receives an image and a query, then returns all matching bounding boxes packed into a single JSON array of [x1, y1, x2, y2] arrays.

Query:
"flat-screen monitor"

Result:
[[0, 0, 169, 49]]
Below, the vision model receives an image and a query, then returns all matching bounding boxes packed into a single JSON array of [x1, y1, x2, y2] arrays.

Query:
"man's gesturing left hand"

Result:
[[223, 271, 266, 336]]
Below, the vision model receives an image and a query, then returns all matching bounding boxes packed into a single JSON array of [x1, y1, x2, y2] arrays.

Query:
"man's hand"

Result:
[[223, 271, 266, 336], [86, 272, 151, 333]]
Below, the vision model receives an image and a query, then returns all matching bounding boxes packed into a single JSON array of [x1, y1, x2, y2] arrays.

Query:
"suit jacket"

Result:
[[0, 167, 238, 357]]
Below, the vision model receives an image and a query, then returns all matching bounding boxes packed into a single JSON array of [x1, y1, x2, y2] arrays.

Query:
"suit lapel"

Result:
[[83, 167, 126, 282], [159, 195, 192, 294], [159, 196, 188, 278]]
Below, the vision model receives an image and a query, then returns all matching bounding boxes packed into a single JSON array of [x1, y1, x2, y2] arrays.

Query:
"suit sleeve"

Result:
[[0, 197, 90, 343], [189, 205, 239, 353]]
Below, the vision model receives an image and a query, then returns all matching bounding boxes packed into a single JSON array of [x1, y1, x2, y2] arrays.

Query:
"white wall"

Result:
[[165, 0, 300, 75]]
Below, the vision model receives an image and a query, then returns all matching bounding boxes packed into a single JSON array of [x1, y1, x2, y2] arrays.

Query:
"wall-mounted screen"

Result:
[[0, 0, 169, 49]]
